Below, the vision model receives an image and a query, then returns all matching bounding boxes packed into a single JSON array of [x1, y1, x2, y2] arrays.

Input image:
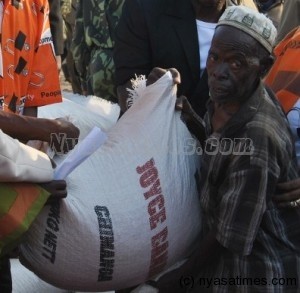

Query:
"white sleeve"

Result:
[[0, 130, 54, 182]]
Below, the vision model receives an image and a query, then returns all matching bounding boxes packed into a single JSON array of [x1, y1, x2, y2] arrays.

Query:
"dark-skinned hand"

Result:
[[39, 180, 67, 205], [146, 67, 181, 86], [274, 178, 300, 207], [50, 118, 80, 154]]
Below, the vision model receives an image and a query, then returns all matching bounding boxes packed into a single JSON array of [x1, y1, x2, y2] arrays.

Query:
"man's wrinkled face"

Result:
[[206, 26, 262, 104]]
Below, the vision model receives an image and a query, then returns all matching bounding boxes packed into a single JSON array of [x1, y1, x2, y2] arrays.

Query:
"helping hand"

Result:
[[274, 178, 300, 208], [39, 180, 67, 205], [146, 67, 181, 86], [51, 118, 80, 154]]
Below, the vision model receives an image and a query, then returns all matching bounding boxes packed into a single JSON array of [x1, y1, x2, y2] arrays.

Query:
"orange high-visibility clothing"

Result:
[[265, 27, 300, 113], [0, 0, 62, 114]]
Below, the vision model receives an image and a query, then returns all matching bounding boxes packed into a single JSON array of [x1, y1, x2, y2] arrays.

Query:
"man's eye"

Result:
[[230, 60, 241, 69], [208, 54, 217, 62]]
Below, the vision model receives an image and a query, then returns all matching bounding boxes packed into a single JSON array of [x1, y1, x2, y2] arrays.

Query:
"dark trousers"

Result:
[[0, 257, 12, 293]]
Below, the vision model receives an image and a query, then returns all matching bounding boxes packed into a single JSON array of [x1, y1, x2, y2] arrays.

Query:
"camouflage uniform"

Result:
[[61, 0, 73, 16], [71, 0, 124, 102], [61, 0, 82, 94]]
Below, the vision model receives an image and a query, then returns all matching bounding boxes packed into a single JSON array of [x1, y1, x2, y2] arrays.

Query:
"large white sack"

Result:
[[19, 72, 202, 291], [11, 259, 114, 293], [39, 93, 120, 136], [26, 93, 120, 157], [11, 259, 71, 293]]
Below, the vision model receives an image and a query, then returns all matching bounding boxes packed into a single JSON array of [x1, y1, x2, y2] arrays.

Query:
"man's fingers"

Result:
[[146, 67, 167, 86], [277, 178, 300, 191], [275, 178, 300, 207], [39, 180, 67, 193], [273, 189, 300, 203], [146, 67, 181, 86], [168, 68, 181, 84], [49, 190, 67, 199], [55, 180, 67, 190]]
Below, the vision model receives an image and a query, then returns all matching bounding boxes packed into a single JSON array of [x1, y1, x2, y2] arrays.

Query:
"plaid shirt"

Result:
[[193, 83, 300, 292]]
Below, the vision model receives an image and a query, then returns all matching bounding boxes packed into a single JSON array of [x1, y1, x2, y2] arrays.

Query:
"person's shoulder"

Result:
[[246, 90, 292, 146]]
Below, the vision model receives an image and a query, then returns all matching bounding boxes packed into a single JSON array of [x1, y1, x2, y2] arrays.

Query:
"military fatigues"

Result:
[[71, 0, 124, 102], [61, 0, 82, 94]]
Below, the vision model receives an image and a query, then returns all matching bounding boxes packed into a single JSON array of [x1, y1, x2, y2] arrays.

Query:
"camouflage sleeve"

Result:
[[88, 0, 124, 48], [61, 0, 72, 19], [71, 0, 90, 91]]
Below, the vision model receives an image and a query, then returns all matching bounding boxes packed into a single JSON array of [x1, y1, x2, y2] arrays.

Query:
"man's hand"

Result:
[[0, 110, 79, 149], [117, 67, 180, 114], [176, 95, 197, 123], [146, 67, 181, 86], [39, 180, 67, 205], [274, 178, 300, 207], [176, 96, 206, 146], [50, 118, 80, 154]]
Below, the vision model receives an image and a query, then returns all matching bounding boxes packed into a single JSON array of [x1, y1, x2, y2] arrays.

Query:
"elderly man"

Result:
[[146, 6, 300, 293]]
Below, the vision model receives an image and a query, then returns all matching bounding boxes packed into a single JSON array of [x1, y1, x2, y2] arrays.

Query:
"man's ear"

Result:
[[260, 55, 275, 78]]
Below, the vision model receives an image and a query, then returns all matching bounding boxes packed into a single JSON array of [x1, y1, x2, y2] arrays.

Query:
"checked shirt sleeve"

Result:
[[214, 132, 281, 256]]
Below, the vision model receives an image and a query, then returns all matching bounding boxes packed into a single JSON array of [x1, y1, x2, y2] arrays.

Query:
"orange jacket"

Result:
[[0, 0, 62, 114], [265, 27, 300, 113]]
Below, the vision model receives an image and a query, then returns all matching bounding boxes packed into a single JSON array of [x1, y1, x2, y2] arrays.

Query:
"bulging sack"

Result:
[[19, 73, 202, 291]]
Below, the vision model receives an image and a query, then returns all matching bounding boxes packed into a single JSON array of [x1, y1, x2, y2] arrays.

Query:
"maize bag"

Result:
[[19, 72, 202, 291], [11, 259, 70, 293], [40, 92, 121, 136]]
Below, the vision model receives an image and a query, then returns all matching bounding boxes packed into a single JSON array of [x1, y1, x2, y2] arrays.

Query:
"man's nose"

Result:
[[212, 63, 229, 80]]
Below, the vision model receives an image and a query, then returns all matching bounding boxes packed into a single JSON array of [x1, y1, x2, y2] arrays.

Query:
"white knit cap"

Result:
[[217, 5, 277, 53]]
